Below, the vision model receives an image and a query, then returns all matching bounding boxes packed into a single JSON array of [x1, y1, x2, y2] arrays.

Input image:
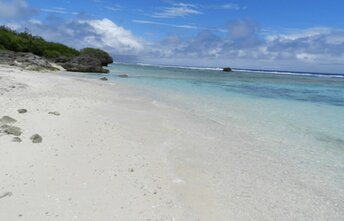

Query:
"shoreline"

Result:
[[0, 65, 187, 220], [1, 65, 343, 220]]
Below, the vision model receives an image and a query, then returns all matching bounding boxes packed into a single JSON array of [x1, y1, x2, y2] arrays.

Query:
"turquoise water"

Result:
[[108, 63, 344, 107], [105, 63, 344, 150], [104, 63, 344, 217]]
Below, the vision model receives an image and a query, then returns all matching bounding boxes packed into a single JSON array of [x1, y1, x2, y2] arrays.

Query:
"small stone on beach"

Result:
[[0, 116, 17, 124], [48, 111, 60, 116], [30, 134, 42, 143], [17, 109, 27, 114], [0, 124, 22, 136], [12, 137, 22, 143], [100, 77, 108, 81]]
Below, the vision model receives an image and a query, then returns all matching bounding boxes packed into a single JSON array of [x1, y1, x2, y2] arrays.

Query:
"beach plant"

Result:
[[80, 48, 113, 66], [0, 26, 80, 58]]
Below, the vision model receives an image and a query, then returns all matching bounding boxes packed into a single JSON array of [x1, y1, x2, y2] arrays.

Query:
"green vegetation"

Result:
[[0, 26, 112, 62], [80, 48, 113, 65], [0, 26, 80, 58]]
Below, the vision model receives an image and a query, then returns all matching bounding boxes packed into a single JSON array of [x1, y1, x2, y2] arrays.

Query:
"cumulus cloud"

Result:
[[142, 21, 344, 72], [78, 19, 144, 53], [12, 18, 144, 59], [265, 28, 344, 64], [0, 0, 35, 19], [15, 16, 343, 71]]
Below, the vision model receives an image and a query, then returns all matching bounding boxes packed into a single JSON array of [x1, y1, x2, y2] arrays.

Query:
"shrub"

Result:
[[80, 48, 113, 65], [0, 26, 80, 58]]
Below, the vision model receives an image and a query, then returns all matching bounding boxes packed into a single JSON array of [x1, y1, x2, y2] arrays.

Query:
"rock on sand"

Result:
[[0, 125, 22, 136], [30, 134, 43, 143], [17, 109, 27, 114], [0, 116, 17, 124]]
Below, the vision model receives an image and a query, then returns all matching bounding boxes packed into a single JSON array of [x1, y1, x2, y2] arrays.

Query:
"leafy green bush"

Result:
[[0, 26, 80, 58], [80, 48, 113, 65]]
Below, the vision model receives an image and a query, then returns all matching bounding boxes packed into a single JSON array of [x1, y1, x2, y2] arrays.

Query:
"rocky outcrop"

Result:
[[0, 50, 113, 74], [60, 55, 110, 73], [0, 50, 60, 71], [80, 48, 113, 66], [223, 67, 232, 72]]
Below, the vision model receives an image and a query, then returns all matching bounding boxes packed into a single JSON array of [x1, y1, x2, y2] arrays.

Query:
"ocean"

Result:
[[87, 63, 344, 219], [105, 63, 344, 146]]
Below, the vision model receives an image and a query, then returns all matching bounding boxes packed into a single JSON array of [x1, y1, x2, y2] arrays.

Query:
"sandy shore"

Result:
[[0, 65, 343, 220], [0, 65, 188, 220]]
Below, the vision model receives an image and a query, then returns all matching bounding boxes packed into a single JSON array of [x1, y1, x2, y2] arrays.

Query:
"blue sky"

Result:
[[0, 0, 344, 73]]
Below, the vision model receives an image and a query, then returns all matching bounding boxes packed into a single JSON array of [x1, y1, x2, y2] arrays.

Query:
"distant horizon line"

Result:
[[111, 61, 344, 77]]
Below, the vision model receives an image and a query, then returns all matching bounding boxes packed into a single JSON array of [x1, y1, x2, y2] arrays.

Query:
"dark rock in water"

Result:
[[12, 137, 22, 143], [100, 77, 108, 81], [61, 55, 109, 73], [118, 74, 129, 78], [30, 134, 42, 143], [17, 109, 27, 114], [0, 125, 22, 136], [0, 116, 17, 124], [223, 67, 232, 72]]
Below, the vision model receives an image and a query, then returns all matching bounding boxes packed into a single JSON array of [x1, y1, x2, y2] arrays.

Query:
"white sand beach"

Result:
[[1, 65, 343, 221]]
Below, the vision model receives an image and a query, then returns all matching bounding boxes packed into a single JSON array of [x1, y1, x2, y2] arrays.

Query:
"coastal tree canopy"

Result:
[[0, 26, 80, 58], [80, 48, 113, 66]]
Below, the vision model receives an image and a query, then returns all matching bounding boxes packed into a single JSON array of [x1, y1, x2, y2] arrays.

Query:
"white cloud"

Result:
[[133, 19, 198, 30], [266, 27, 332, 41], [200, 3, 245, 11], [152, 3, 201, 18], [28, 19, 42, 25], [221, 4, 242, 10], [40, 8, 78, 15], [10, 16, 344, 72], [133, 19, 226, 33], [11, 18, 144, 58], [105, 5, 122, 12], [0, 0, 34, 19], [142, 22, 344, 72], [79, 18, 144, 54]]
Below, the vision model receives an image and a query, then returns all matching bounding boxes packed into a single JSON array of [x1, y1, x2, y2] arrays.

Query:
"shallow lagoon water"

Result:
[[107, 63, 344, 174], [103, 63, 344, 219], [106, 63, 344, 147]]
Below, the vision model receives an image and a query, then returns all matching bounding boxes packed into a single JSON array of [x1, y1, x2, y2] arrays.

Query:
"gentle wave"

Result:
[[234, 69, 344, 79], [135, 63, 222, 71]]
